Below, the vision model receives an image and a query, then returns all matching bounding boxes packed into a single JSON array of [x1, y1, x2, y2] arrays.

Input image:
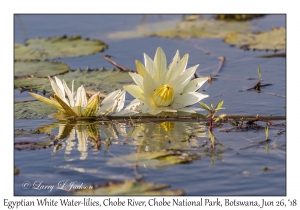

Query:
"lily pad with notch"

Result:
[[14, 35, 108, 61]]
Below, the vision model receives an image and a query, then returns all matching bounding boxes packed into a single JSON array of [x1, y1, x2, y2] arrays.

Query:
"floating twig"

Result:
[[65, 115, 286, 123], [216, 56, 226, 73], [102, 55, 135, 72], [245, 81, 273, 91]]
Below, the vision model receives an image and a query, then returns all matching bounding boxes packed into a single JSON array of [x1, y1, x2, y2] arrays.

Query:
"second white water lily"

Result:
[[29, 76, 126, 117], [123, 47, 209, 115]]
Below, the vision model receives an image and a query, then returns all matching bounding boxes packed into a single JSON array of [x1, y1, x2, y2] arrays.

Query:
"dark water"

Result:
[[14, 14, 286, 196]]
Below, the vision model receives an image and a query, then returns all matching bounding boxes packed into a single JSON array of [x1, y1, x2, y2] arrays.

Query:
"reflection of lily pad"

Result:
[[224, 27, 286, 51], [14, 68, 132, 93], [148, 19, 251, 38], [107, 150, 200, 169], [14, 35, 108, 61], [14, 100, 58, 119], [14, 128, 55, 150], [14, 61, 69, 78], [73, 179, 184, 195]]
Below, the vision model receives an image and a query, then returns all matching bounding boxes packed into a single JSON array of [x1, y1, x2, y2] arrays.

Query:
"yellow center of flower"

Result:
[[153, 84, 174, 107]]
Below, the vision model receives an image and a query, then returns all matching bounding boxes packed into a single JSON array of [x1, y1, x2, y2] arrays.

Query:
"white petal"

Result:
[[182, 77, 208, 94], [49, 76, 65, 100], [124, 99, 141, 111], [99, 100, 114, 114], [166, 53, 188, 84], [135, 60, 146, 78], [129, 72, 144, 90], [112, 109, 138, 116], [75, 85, 87, 115], [154, 47, 167, 86], [176, 107, 196, 113], [169, 64, 198, 96], [137, 104, 152, 114], [167, 50, 180, 72], [63, 80, 74, 107], [54, 76, 65, 98], [144, 53, 156, 78], [157, 107, 178, 113], [170, 92, 209, 109], [142, 71, 156, 98], [101, 89, 121, 104], [149, 107, 163, 115], [123, 85, 144, 101], [115, 90, 126, 112]]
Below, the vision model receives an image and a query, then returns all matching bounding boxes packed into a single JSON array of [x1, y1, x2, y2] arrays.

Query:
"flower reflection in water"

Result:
[[52, 122, 127, 161], [126, 121, 209, 152]]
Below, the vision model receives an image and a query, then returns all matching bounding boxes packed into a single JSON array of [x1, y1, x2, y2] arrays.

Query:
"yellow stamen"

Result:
[[153, 84, 174, 106]]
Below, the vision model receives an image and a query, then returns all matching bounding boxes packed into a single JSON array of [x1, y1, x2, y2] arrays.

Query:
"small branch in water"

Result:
[[245, 81, 273, 92], [66, 115, 286, 123], [102, 55, 135, 72], [216, 56, 225, 73]]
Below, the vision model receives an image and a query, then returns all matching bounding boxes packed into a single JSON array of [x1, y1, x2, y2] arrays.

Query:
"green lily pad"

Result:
[[214, 14, 265, 21], [14, 35, 108, 61], [14, 68, 132, 94], [14, 100, 58, 119], [73, 179, 184, 195], [15, 61, 69, 78], [107, 149, 201, 169], [224, 27, 286, 51], [148, 19, 252, 39]]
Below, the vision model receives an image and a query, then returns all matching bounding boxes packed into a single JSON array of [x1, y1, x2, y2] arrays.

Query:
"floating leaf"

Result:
[[73, 179, 184, 195], [14, 100, 58, 119], [14, 61, 69, 78], [14, 35, 108, 61], [148, 19, 251, 38], [224, 27, 286, 51], [214, 14, 265, 21], [107, 150, 201, 169], [14, 68, 132, 94]]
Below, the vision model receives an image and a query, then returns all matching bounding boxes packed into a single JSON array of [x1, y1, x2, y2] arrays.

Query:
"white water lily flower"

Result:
[[123, 47, 209, 115], [29, 76, 126, 117]]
